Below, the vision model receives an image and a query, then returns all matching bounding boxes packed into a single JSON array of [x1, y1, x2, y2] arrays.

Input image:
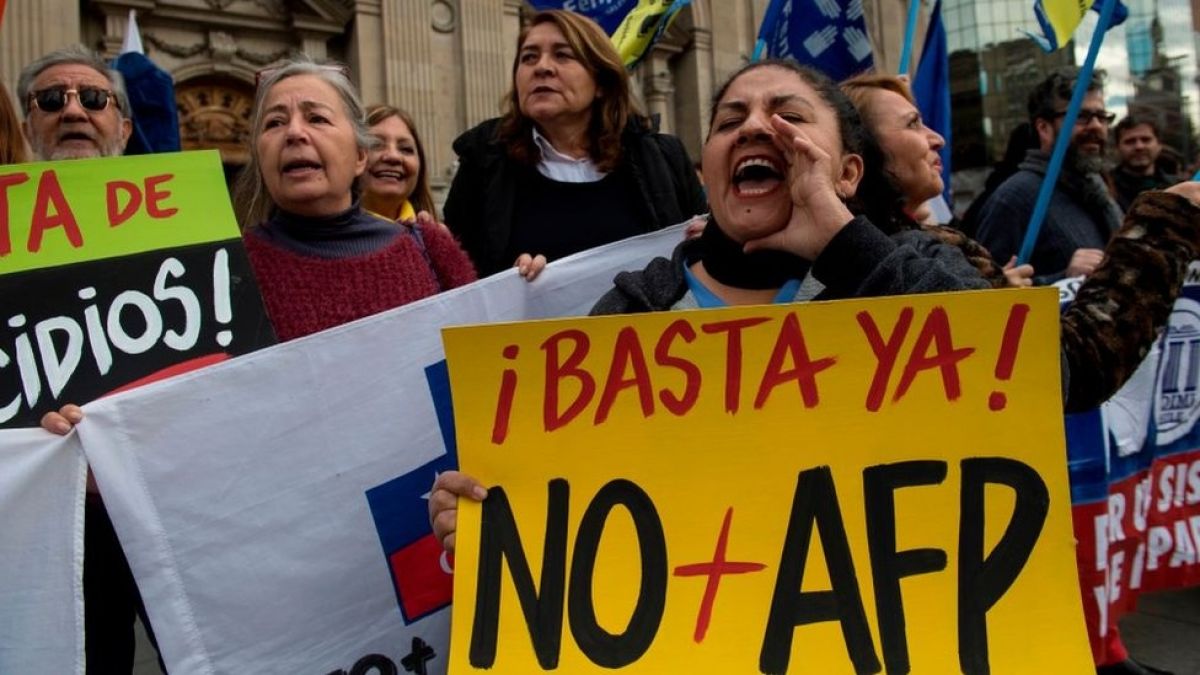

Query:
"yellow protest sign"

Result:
[[442, 288, 1093, 674]]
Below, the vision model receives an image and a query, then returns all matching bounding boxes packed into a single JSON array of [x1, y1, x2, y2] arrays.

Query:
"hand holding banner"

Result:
[[443, 289, 1093, 673]]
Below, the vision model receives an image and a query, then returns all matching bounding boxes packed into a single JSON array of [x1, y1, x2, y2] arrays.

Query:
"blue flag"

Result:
[[110, 10, 179, 156], [755, 0, 874, 81], [527, 0, 641, 34], [111, 52, 181, 155], [912, 0, 951, 202]]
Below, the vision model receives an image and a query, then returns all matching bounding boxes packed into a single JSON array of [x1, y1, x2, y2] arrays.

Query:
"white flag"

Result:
[[71, 225, 685, 674], [0, 430, 86, 675]]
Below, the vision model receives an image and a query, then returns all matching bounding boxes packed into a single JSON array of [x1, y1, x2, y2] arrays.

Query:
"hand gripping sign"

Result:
[[442, 288, 1093, 674], [0, 151, 274, 427]]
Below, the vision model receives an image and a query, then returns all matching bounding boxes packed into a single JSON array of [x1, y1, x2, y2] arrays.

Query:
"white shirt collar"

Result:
[[531, 127, 607, 183]]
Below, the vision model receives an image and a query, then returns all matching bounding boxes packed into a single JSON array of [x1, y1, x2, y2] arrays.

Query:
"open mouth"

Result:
[[732, 156, 784, 197], [282, 159, 322, 175], [58, 132, 93, 143], [370, 168, 407, 182], [530, 85, 557, 95]]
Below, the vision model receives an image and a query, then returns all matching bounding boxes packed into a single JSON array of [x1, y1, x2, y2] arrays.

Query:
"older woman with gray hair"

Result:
[[232, 57, 477, 342]]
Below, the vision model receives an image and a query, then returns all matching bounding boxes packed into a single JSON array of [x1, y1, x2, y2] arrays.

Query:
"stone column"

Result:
[[673, 26, 713, 162], [378, 0, 440, 174], [297, 31, 328, 61], [0, 0, 83, 97], [643, 50, 677, 136], [348, 0, 385, 106], [458, 0, 512, 129]]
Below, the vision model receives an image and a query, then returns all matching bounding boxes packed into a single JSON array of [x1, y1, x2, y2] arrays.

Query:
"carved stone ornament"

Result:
[[209, 31, 239, 62], [143, 32, 289, 67], [143, 34, 207, 59], [253, 0, 287, 15], [431, 0, 456, 33], [176, 81, 255, 164]]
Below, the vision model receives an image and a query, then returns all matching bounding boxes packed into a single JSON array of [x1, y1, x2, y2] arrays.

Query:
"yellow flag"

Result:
[[610, 0, 687, 68], [1032, 0, 1129, 50]]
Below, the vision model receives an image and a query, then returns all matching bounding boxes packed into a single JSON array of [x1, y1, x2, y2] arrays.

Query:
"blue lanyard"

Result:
[[682, 263, 801, 308]]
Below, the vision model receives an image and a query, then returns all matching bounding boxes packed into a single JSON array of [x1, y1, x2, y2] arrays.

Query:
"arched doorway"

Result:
[[176, 77, 256, 187]]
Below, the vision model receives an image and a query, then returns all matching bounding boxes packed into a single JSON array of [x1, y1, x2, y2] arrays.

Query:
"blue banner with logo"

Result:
[[528, 0, 641, 34], [755, 0, 874, 81]]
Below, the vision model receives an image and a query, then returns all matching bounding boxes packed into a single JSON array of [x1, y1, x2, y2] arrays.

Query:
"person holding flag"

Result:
[[442, 9, 706, 280], [973, 68, 1119, 285], [842, 72, 1200, 414]]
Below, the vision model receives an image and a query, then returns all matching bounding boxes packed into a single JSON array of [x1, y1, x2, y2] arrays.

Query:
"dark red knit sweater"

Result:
[[244, 221, 477, 342]]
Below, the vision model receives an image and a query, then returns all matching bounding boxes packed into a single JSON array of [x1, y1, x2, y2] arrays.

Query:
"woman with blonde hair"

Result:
[[443, 9, 706, 279]]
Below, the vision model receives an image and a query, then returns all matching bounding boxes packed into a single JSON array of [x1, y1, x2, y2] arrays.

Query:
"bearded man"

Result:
[[975, 69, 1122, 285], [18, 44, 132, 160], [17, 45, 158, 675]]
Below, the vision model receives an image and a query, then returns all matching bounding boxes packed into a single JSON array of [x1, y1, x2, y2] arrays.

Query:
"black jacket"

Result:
[[1109, 165, 1180, 212], [590, 216, 992, 315], [443, 117, 707, 276]]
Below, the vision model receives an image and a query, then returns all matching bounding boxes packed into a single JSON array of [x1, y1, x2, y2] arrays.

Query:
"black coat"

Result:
[[443, 117, 707, 276]]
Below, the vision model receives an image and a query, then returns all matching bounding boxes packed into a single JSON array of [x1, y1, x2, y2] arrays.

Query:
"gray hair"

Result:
[[233, 57, 374, 226], [17, 44, 130, 118]]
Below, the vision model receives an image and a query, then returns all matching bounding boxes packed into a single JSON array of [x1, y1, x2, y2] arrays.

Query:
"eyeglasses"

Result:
[[27, 86, 114, 113], [254, 63, 351, 88], [1054, 109, 1116, 125]]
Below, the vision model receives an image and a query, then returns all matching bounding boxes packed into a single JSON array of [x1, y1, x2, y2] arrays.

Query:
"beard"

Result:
[[31, 133, 126, 161], [1066, 136, 1106, 174]]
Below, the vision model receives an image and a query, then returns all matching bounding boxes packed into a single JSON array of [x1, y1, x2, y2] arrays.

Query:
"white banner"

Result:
[[59, 225, 683, 675], [0, 430, 86, 675]]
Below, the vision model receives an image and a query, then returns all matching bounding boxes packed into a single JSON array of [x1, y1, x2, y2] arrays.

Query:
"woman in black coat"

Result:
[[443, 9, 706, 280]]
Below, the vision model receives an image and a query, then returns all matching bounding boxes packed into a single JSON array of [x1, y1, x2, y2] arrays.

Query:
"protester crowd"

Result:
[[10, 7, 1200, 675]]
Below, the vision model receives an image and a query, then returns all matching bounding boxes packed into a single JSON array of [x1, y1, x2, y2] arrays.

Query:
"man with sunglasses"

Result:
[[975, 68, 1123, 285], [16, 45, 159, 674], [17, 44, 132, 161]]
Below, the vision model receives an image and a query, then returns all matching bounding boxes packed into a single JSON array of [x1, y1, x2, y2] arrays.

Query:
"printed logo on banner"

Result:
[[364, 360, 457, 624], [771, 0, 873, 80], [1154, 298, 1200, 446]]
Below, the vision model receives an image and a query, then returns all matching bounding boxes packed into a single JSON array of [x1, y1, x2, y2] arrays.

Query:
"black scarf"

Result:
[[695, 216, 809, 289]]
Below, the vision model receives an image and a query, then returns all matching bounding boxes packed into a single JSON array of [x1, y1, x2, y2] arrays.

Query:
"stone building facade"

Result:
[[1, 0, 915, 204]]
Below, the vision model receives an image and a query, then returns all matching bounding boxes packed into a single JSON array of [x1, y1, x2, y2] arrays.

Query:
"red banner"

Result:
[[1062, 266, 1200, 665]]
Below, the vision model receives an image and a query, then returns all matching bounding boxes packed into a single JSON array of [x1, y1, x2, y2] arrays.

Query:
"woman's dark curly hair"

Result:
[[708, 59, 907, 233]]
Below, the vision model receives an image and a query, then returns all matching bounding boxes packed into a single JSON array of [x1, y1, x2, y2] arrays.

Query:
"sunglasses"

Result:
[[27, 86, 114, 113], [1053, 109, 1116, 125], [254, 63, 351, 88]]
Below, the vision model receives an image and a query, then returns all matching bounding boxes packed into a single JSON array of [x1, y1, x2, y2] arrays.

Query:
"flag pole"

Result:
[[752, 0, 788, 61], [898, 0, 921, 75], [1017, 0, 1119, 265]]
